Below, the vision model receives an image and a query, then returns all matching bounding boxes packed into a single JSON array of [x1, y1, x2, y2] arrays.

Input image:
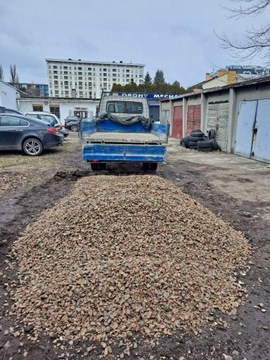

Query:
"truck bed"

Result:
[[84, 131, 166, 144]]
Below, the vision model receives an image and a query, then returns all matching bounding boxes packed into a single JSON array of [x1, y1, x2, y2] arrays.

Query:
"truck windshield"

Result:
[[106, 101, 143, 114]]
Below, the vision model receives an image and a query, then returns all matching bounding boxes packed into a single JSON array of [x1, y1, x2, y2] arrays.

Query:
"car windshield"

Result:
[[106, 101, 143, 114]]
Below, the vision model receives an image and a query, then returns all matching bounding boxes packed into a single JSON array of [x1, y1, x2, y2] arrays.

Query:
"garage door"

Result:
[[206, 102, 229, 151], [235, 99, 270, 163], [186, 105, 201, 135], [234, 101, 256, 158], [172, 106, 183, 139]]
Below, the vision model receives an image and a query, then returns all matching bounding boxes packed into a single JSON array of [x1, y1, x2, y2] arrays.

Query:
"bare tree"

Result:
[[217, 0, 270, 61], [0, 65, 4, 81], [10, 64, 19, 84]]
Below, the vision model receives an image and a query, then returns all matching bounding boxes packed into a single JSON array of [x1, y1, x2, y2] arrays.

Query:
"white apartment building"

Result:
[[46, 58, 145, 99]]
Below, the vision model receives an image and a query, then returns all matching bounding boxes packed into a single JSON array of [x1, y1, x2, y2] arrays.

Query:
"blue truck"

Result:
[[81, 94, 168, 171]]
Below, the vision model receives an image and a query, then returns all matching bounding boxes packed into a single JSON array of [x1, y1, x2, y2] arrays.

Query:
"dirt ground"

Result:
[[0, 133, 269, 360]]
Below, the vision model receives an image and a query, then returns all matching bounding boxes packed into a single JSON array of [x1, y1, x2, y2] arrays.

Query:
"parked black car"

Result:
[[0, 114, 64, 156], [64, 116, 81, 132]]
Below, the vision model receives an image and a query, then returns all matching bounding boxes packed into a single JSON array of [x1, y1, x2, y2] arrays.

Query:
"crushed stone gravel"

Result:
[[9, 174, 251, 344]]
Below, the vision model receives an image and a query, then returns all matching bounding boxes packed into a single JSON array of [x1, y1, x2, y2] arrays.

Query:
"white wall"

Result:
[[0, 81, 20, 109], [17, 98, 99, 123]]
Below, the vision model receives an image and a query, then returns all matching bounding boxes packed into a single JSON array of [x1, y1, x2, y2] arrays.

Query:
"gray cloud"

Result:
[[0, 0, 268, 87]]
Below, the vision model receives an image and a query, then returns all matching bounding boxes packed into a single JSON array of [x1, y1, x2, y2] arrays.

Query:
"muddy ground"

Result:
[[0, 134, 269, 360]]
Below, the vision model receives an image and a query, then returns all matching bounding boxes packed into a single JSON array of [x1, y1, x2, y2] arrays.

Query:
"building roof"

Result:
[[160, 74, 270, 102], [45, 58, 145, 67]]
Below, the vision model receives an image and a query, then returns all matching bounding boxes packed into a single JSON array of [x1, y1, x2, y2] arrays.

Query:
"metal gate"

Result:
[[234, 101, 256, 158], [172, 106, 183, 139], [206, 102, 229, 151], [235, 99, 270, 162]]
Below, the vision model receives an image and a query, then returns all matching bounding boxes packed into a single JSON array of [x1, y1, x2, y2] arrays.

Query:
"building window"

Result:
[[33, 105, 43, 111], [50, 105, 60, 118]]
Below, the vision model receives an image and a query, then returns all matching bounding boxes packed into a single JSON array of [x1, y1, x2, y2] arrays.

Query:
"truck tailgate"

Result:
[[82, 143, 166, 162]]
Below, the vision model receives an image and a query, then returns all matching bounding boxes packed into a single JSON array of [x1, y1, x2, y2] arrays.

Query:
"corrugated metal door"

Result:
[[172, 106, 183, 139], [186, 105, 201, 135], [206, 103, 229, 151], [252, 99, 270, 162], [234, 101, 257, 158]]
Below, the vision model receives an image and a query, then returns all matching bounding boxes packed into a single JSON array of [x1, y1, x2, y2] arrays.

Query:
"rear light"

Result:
[[47, 127, 58, 134]]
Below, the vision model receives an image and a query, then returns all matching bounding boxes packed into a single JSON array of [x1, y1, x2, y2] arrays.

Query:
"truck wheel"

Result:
[[91, 163, 99, 171], [142, 162, 149, 171], [99, 163, 107, 170], [149, 163, 158, 171]]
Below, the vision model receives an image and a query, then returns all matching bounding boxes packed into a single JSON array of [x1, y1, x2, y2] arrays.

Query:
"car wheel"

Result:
[[23, 138, 43, 156], [70, 124, 79, 132]]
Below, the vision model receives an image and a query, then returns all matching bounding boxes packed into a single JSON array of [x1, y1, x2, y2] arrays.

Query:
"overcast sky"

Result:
[[0, 0, 269, 88]]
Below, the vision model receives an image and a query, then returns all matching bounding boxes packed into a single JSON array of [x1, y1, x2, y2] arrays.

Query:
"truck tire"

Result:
[[209, 138, 221, 151], [197, 140, 212, 148], [142, 162, 149, 170], [207, 129, 216, 140], [188, 140, 199, 148], [180, 136, 190, 148], [99, 163, 107, 170], [91, 163, 99, 171], [149, 163, 158, 171], [190, 129, 204, 137], [189, 135, 204, 142], [197, 140, 212, 152]]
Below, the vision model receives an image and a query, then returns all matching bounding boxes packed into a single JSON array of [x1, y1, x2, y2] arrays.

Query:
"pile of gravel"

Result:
[[10, 175, 250, 343]]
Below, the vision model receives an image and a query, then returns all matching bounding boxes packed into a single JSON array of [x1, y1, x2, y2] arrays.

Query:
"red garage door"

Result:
[[186, 105, 201, 135], [172, 106, 183, 139]]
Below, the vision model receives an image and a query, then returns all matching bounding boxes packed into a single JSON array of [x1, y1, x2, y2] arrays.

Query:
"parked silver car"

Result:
[[0, 114, 64, 156]]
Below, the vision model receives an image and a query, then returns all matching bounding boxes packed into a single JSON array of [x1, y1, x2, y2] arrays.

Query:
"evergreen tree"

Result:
[[144, 72, 152, 84], [154, 69, 165, 85]]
